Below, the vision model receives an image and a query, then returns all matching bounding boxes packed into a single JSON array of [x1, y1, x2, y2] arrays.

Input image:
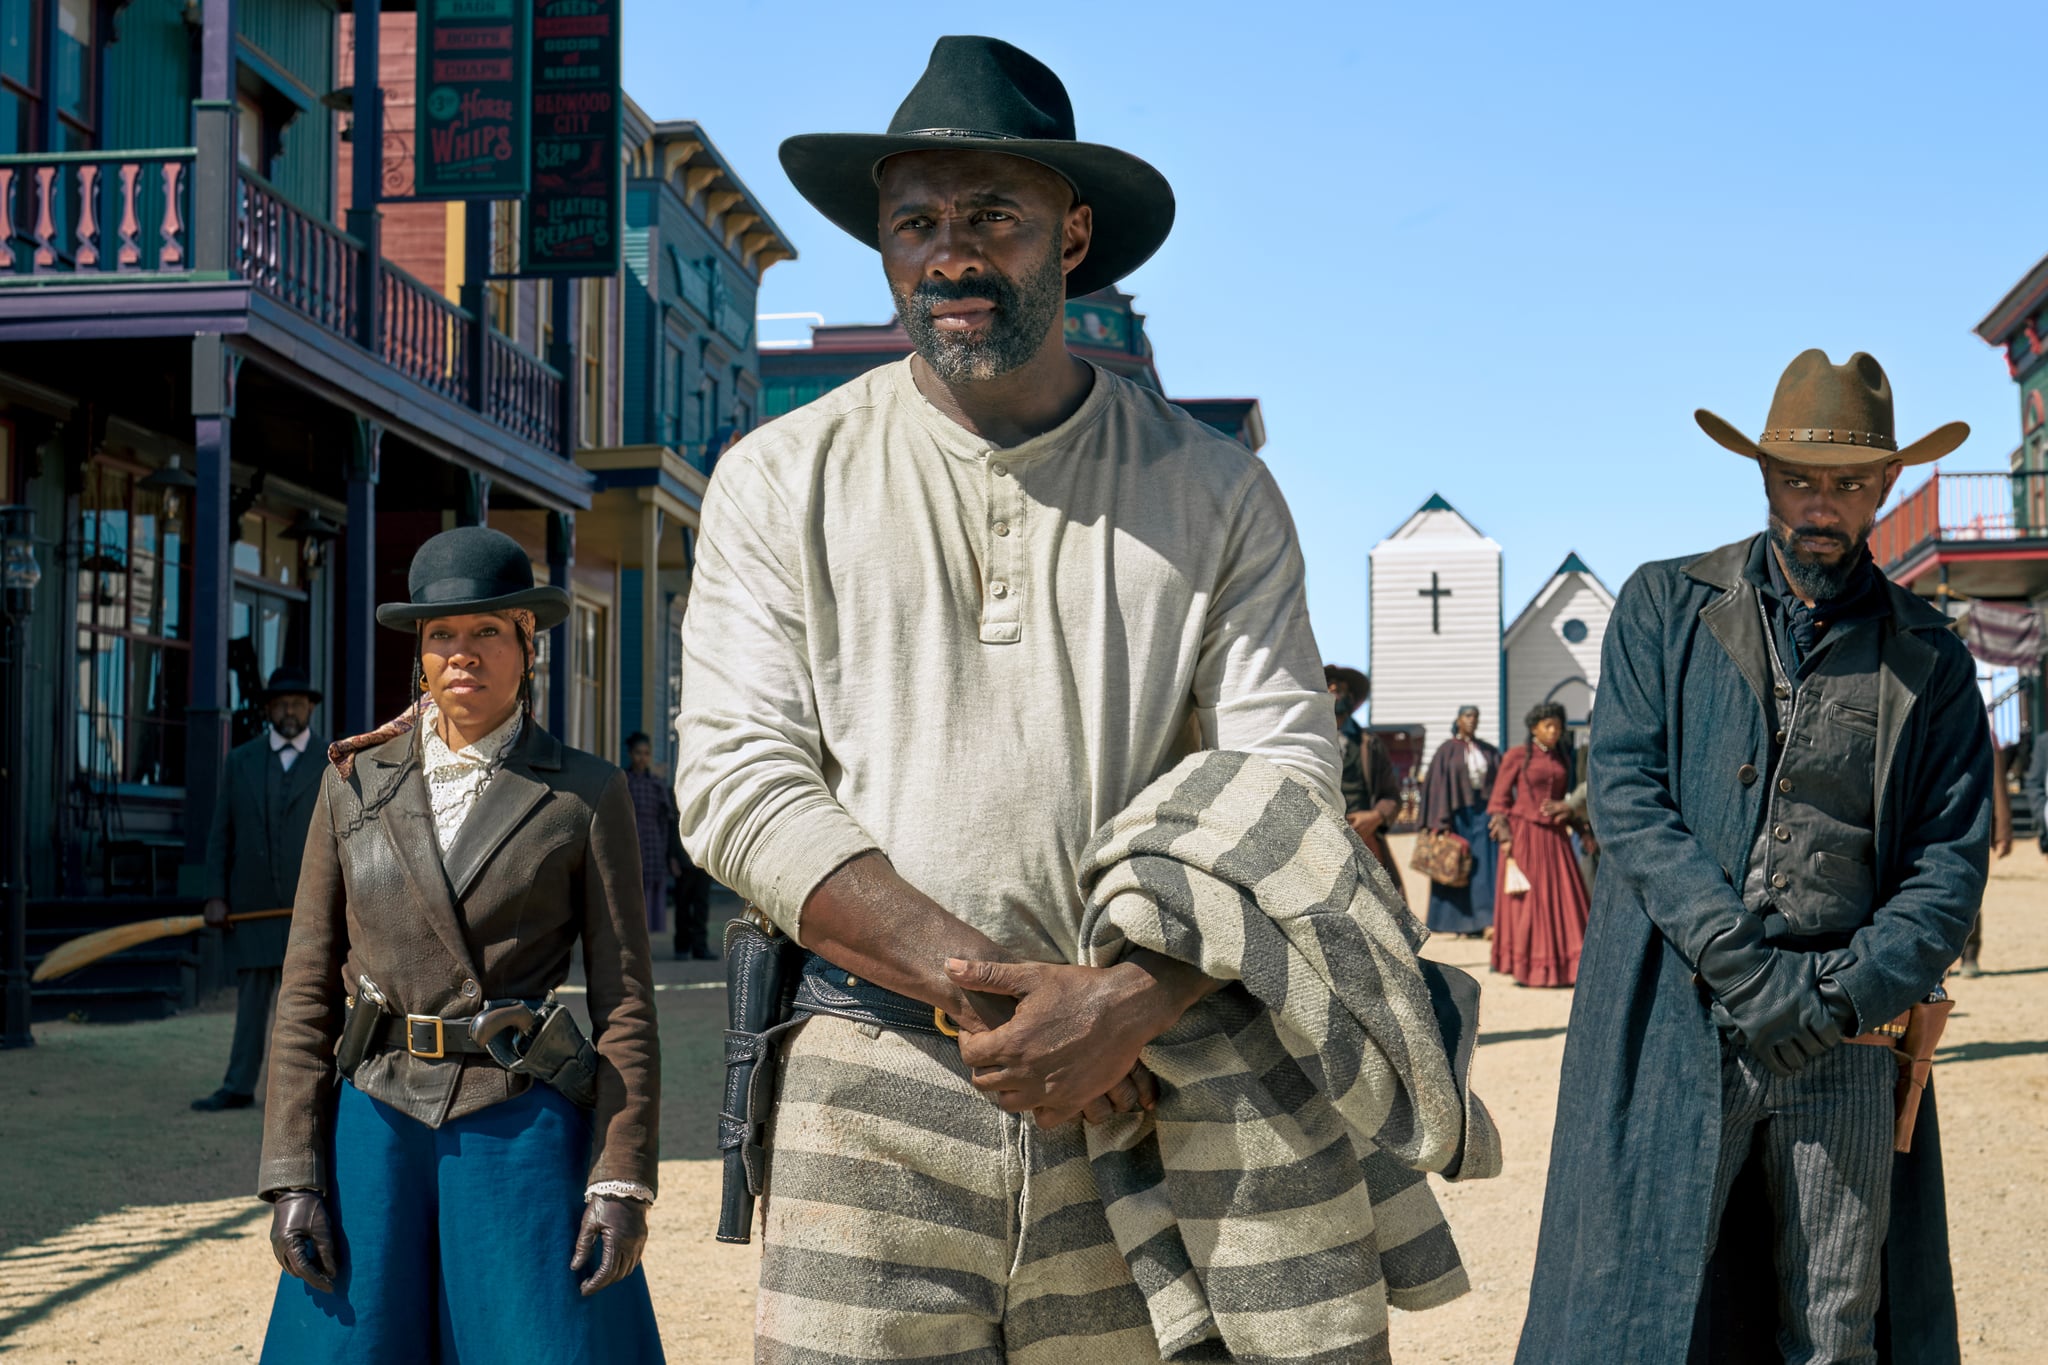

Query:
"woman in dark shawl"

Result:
[[1422, 706, 1499, 936]]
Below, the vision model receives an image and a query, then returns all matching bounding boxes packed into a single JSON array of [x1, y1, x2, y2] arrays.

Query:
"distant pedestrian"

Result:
[[1326, 664, 1404, 895], [623, 732, 677, 937], [1520, 350, 1991, 1363], [1421, 705, 1499, 937], [1487, 701, 1589, 986], [191, 667, 326, 1113]]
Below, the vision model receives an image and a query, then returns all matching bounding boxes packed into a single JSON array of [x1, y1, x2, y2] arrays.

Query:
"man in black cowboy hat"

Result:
[[677, 36, 1351, 1360], [192, 667, 328, 1111], [1520, 351, 1993, 1364]]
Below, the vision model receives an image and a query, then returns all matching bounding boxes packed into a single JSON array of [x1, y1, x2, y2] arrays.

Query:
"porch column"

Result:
[[343, 419, 382, 738], [640, 500, 665, 749], [457, 470, 491, 527], [348, 0, 384, 349], [547, 511, 574, 737], [190, 0, 238, 277], [462, 207, 491, 413], [182, 339, 237, 880]]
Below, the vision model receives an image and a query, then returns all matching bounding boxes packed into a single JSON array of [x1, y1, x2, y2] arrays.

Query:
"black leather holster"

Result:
[[716, 911, 803, 1244]]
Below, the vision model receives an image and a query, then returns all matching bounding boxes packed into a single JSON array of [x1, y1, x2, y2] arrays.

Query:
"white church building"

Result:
[[1504, 553, 1614, 735], [1369, 494, 1614, 770], [1368, 495, 1505, 766]]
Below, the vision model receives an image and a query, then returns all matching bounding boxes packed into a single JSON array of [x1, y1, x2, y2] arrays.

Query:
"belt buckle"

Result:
[[406, 1014, 446, 1059]]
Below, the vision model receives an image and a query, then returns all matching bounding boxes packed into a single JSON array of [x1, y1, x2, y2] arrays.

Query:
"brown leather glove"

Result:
[[572, 1196, 648, 1297], [269, 1190, 338, 1294]]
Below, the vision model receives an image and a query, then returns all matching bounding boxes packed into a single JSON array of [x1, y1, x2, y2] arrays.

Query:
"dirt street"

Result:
[[2, 849, 2042, 1363]]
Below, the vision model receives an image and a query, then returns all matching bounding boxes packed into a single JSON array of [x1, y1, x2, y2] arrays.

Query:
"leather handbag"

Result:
[[1410, 829, 1474, 888]]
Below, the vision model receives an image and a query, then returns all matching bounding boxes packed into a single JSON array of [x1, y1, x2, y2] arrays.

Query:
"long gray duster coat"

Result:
[[200, 731, 327, 972], [1517, 536, 1991, 1365]]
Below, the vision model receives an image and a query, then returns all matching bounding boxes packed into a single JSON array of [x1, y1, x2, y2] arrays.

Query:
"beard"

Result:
[[893, 231, 1066, 383], [1768, 510, 1872, 601], [270, 714, 305, 740]]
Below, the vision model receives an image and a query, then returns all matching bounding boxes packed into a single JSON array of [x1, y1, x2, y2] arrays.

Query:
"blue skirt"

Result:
[[1426, 804, 1498, 935], [263, 1081, 665, 1365]]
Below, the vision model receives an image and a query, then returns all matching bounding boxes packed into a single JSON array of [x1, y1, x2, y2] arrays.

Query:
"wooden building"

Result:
[[1367, 494, 1505, 767], [1502, 552, 1611, 737]]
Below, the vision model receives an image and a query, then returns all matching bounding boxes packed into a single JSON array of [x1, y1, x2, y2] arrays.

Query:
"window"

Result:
[[529, 626, 551, 729], [236, 92, 265, 173], [487, 201, 518, 336], [76, 458, 192, 788], [579, 278, 606, 447], [1, 0, 38, 152], [663, 341, 683, 445], [570, 599, 605, 753], [1560, 618, 1589, 645], [52, 0, 91, 149]]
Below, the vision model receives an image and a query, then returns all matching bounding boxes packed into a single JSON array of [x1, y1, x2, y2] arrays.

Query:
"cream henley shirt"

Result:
[[674, 358, 1341, 964]]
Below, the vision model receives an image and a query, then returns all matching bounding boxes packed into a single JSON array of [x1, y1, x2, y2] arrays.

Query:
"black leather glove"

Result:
[[1696, 916, 1843, 1078], [269, 1190, 338, 1294], [572, 1195, 649, 1296]]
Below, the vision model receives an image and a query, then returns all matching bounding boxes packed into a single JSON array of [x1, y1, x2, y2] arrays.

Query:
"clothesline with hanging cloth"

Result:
[[1958, 600, 2045, 673]]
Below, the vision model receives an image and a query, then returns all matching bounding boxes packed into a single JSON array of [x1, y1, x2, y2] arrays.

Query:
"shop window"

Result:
[[487, 201, 518, 336], [228, 509, 310, 744], [52, 0, 91, 149], [571, 599, 604, 754], [1, 0, 38, 153], [579, 278, 606, 447], [75, 457, 191, 788]]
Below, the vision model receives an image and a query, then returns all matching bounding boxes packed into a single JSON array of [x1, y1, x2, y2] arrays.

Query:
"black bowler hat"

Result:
[[258, 666, 322, 704], [374, 526, 570, 632], [779, 35, 1175, 298]]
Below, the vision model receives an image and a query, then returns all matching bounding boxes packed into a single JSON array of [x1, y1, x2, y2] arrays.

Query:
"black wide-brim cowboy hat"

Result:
[[257, 666, 323, 705], [779, 35, 1175, 299], [1696, 348, 1968, 468], [375, 526, 570, 632]]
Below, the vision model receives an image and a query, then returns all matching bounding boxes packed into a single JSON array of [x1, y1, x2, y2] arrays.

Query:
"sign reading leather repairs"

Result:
[[520, 0, 622, 275], [415, 0, 531, 199]]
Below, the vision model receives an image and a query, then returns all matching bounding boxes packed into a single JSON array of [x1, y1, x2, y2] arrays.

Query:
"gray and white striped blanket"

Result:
[[1077, 750, 1501, 1362]]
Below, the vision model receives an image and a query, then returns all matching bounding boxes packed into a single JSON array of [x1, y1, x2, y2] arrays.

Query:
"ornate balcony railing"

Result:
[[486, 331, 563, 452], [380, 263, 471, 404], [235, 168, 360, 336], [1872, 472, 2048, 570], [0, 148, 194, 275]]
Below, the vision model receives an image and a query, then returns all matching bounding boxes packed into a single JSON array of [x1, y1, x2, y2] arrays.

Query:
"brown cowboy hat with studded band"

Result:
[[778, 35, 1175, 299], [1695, 349, 1969, 468]]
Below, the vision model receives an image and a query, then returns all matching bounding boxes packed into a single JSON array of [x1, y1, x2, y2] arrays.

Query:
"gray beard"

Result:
[[894, 236, 1066, 383]]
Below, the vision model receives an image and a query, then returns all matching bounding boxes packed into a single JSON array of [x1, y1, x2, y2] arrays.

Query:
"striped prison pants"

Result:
[[1706, 1035, 1899, 1365], [754, 1014, 1165, 1364]]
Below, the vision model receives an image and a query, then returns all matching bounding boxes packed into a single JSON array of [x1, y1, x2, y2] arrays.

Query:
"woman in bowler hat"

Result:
[[256, 527, 664, 1363]]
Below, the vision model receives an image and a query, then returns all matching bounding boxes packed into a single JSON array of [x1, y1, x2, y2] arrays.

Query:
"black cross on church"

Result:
[[1419, 572, 1453, 634]]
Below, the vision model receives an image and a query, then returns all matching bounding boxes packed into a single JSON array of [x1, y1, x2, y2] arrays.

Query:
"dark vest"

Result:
[[1740, 602, 1883, 935]]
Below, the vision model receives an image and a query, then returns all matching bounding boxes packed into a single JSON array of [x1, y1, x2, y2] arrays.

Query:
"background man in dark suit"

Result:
[[191, 667, 327, 1112]]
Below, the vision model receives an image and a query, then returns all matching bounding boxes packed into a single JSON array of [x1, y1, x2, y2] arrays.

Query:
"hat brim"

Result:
[[778, 133, 1175, 298], [375, 585, 572, 632], [1695, 409, 1968, 468]]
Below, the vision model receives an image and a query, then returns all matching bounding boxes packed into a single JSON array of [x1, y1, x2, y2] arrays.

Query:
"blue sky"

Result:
[[623, 1, 2042, 673]]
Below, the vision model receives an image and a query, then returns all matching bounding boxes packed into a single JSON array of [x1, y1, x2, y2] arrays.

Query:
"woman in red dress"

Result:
[[1487, 701, 1590, 987]]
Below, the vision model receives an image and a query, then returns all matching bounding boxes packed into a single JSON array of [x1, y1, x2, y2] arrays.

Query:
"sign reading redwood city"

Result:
[[415, 0, 531, 199], [521, 0, 623, 275]]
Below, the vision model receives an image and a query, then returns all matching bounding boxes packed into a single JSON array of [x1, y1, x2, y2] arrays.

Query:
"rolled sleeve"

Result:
[[674, 453, 878, 941], [1196, 462, 1342, 806]]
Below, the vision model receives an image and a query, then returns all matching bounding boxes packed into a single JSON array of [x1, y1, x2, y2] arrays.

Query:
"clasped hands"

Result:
[[942, 951, 1212, 1129], [270, 1189, 648, 1297], [1696, 915, 1857, 1079]]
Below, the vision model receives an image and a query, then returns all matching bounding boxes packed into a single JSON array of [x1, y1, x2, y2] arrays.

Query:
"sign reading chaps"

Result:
[[520, 0, 623, 276], [415, 0, 531, 199]]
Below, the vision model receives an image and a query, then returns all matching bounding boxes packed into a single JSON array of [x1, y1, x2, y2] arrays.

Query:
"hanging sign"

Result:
[[519, 0, 622, 276], [414, 0, 531, 199]]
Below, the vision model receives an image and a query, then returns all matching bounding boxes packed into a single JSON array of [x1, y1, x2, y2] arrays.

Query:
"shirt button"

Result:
[[1773, 825, 1790, 841], [994, 521, 1010, 537], [1738, 764, 1757, 785], [1771, 872, 1789, 889], [460, 979, 479, 999], [991, 462, 1009, 477], [990, 581, 1010, 599]]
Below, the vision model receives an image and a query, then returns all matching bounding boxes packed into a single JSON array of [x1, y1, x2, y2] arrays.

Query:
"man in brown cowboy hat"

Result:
[[677, 35, 1491, 1362], [1519, 350, 1993, 1364]]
